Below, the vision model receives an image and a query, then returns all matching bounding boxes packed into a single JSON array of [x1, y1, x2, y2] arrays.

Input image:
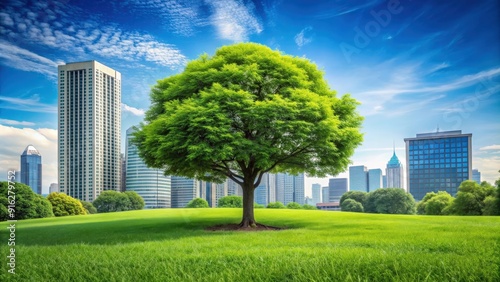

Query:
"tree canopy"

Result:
[[186, 198, 209, 208], [365, 188, 416, 214], [133, 43, 363, 227], [47, 192, 87, 216], [0, 181, 54, 221]]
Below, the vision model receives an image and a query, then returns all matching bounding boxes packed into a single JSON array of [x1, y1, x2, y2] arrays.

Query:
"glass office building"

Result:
[[404, 130, 472, 201], [328, 178, 348, 203], [20, 145, 42, 194]]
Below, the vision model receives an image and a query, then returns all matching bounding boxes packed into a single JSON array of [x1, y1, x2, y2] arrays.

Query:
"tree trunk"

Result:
[[240, 182, 257, 228]]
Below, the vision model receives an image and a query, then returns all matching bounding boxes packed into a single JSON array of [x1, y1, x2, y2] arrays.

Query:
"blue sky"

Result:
[[0, 0, 499, 194]]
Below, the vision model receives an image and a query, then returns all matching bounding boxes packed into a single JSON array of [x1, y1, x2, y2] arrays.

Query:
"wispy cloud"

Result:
[[0, 95, 57, 113], [480, 145, 500, 151], [0, 1, 187, 69], [0, 40, 58, 78], [295, 26, 313, 48], [122, 103, 145, 116], [206, 0, 263, 41], [315, 0, 382, 19], [0, 119, 35, 126]]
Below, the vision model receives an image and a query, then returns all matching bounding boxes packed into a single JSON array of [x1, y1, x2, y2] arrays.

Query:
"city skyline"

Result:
[[1, 0, 499, 193]]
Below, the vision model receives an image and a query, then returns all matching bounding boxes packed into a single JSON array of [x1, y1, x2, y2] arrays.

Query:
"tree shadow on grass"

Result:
[[9, 216, 292, 246]]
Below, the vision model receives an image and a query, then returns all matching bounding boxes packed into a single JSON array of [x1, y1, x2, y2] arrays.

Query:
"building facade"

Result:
[[472, 169, 481, 184], [49, 183, 59, 194], [311, 183, 321, 205], [349, 165, 368, 192], [321, 186, 329, 203], [126, 127, 171, 208], [276, 173, 305, 205], [386, 150, 404, 190], [58, 61, 121, 201], [368, 169, 383, 192], [404, 130, 472, 200], [20, 145, 42, 194], [329, 178, 348, 202], [255, 173, 276, 206], [171, 176, 201, 208]]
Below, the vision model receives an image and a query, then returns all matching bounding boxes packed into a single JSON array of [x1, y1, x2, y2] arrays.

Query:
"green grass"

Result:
[[1, 209, 499, 281]]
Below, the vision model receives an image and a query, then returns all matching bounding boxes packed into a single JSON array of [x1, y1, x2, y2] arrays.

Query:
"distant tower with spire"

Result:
[[386, 144, 404, 190], [20, 145, 42, 194]]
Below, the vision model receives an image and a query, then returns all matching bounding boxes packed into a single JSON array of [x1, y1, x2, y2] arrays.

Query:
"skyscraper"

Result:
[[227, 177, 242, 196], [328, 178, 348, 202], [20, 145, 42, 194], [405, 130, 472, 200], [49, 183, 59, 194], [311, 183, 321, 205], [126, 127, 171, 208], [368, 169, 383, 192], [276, 173, 305, 205], [255, 173, 276, 206], [349, 165, 368, 192], [58, 61, 121, 202], [382, 175, 387, 188], [386, 150, 404, 189], [171, 176, 201, 208], [321, 186, 329, 203], [472, 169, 481, 184]]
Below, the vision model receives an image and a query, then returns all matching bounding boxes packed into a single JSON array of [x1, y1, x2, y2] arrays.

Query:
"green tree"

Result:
[[186, 198, 209, 208], [416, 192, 437, 215], [133, 43, 363, 227], [267, 202, 286, 209], [80, 200, 97, 214], [0, 181, 54, 221], [340, 191, 368, 207], [482, 196, 500, 215], [93, 191, 132, 213], [425, 192, 454, 215], [450, 180, 495, 215], [124, 191, 145, 210], [341, 199, 364, 212], [286, 202, 302, 209], [47, 192, 87, 216], [365, 188, 416, 214], [218, 195, 243, 207], [302, 204, 317, 210]]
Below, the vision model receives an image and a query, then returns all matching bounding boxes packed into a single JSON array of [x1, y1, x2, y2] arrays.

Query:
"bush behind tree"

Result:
[[286, 202, 302, 209], [218, 196, 243, 208], [93, 190, 132, 213], [47, 192, 87, 216], [365, 188, 416, 214], [0, 181, 54, 221], [302, 204, 317, 210], [267, 202, 286, 209], [341, 199, 364, 212], [186, 198, 209, 208]]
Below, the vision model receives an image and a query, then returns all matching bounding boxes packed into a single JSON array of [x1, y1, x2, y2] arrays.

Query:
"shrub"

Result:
[[47, 192, 87, 216], [124, 191, 145, 210], [425, 192, 454, 215], [254, 203, 265, 208], [267, 202, 285, 209], [218, 196, 243, 208], [341, 199, 364, 212], [302, 204, 317, 210], [0, 181, 54, 221], [93, 191, 132, 213], [340, 191, 368, 207], [365, 188, 416, 214], [286, 202, 302, 209], [186, 198, 209, 208], [80, 200, 97, 214]]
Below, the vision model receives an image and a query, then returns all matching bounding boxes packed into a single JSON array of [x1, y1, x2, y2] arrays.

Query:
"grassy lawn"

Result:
[[1, 209, 499, 281]]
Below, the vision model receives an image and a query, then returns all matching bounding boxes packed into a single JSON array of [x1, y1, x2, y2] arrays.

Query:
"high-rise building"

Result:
[[171, 176, 201, 208], [126, 127, 171, 208], [329, 178, 348, 202], [227, 177, 242, 196], [120, 153, 126, 192], [321, 186, 329, 203], [368, 169, 383, 192], [255, 173, 276, 206], [386, 150, 404, 190], [49, 183, 59, 194], [349, 165, 368, 192], [58, 61, 121, 202], [20, 145, 42, 194], [311, 183, 321, 205], [382, 175, 387, 188], [405, 130, 472, 200], [276, 173, 305, 205], [472, 169, 481, 184]]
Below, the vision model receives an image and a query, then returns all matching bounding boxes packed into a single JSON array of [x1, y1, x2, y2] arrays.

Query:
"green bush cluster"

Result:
[[340, 188, 416, 214], [93, 190, 145, 213], [0, 181, 54, 221], [47, 192, 87, 216]]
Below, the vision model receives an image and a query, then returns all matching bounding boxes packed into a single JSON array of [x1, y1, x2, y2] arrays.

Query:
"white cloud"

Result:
[[0, 95, 57, 113], [0, 40, 58, 78], [0, 119, 35, 126], [207, 0, 262, 41], [480, 145, 500, 151], [0, 1, 187, 69], [473, 155, 500, 185], [295, 27, 313, 48], [122, 103, 145, 116], [0, 125, 58, 194]]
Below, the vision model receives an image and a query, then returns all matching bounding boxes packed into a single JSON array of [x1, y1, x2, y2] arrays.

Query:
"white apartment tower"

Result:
[[58, 61, 121, 202]]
